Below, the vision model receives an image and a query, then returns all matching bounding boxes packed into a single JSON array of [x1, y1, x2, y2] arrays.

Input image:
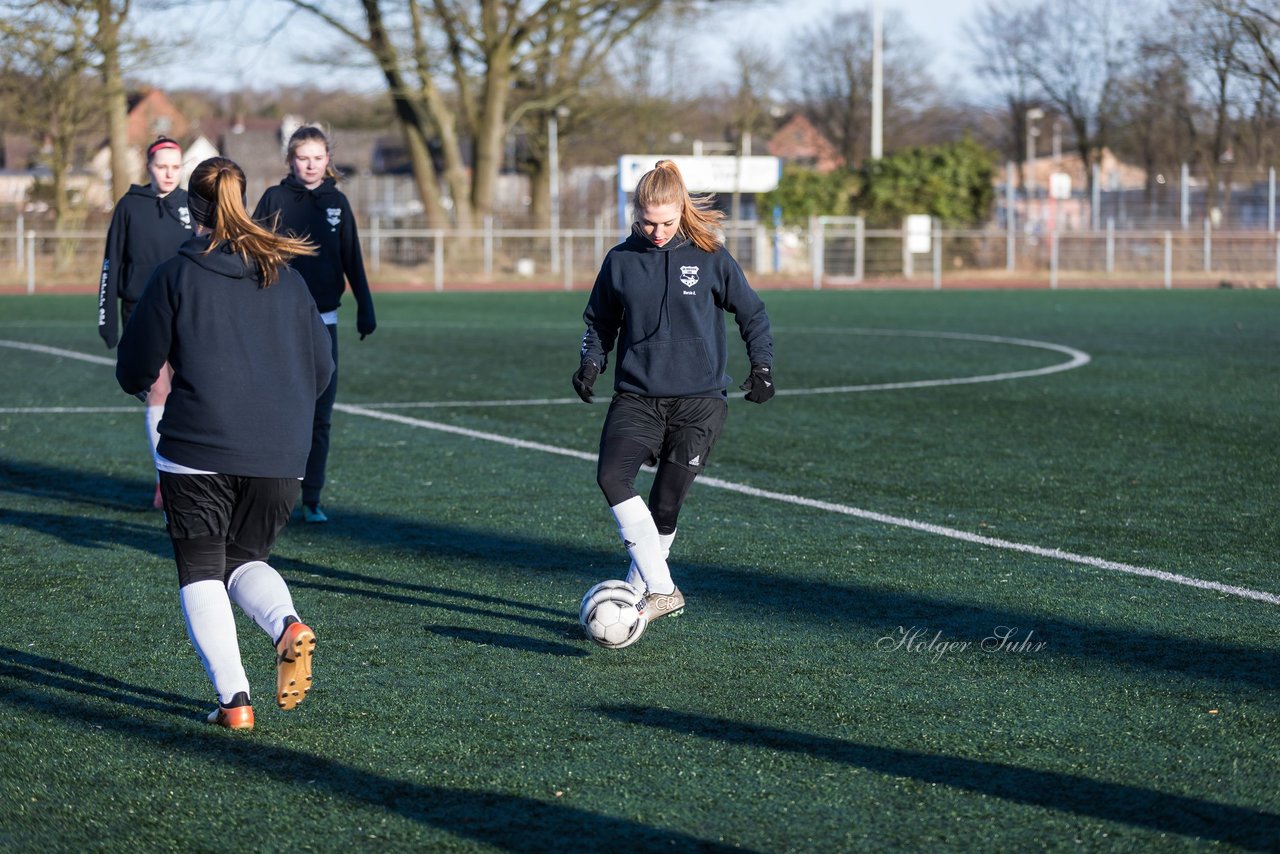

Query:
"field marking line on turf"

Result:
[[8, 336, 1274, 606], [336, 402, 1280, 607], [353, 331, 1091, 409], [0, 339, 116, 367], [0, 331, 1089, 413]]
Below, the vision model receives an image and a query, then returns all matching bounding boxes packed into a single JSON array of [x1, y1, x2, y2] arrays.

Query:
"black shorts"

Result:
[[600, 393, 728, 473], [159, 472, 300, 587]]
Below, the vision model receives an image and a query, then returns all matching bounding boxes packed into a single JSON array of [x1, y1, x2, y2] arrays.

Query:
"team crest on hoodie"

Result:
[[178, 206, 192, 228], [326, 208, 342, 231], [679, 265, 700, 292]]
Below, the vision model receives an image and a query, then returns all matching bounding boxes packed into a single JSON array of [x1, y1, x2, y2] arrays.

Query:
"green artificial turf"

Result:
[[1, 289, 1277, 850]]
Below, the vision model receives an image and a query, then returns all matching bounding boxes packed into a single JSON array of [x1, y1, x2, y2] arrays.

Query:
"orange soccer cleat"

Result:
[[207, 694, 254, 731], [275, 621, 316, 711]]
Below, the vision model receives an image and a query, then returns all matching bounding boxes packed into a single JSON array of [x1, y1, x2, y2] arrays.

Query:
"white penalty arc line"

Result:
[[337, 403, 1280, 607]]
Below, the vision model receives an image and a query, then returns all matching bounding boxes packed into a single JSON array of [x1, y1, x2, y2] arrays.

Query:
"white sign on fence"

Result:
[[1050, 172, 1072, 200], [618, 155, 782, 193], [905, 215, 932, 254]]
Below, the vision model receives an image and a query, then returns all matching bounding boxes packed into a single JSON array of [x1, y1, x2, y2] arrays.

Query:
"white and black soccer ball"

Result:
[[579, 579, 648, 649]]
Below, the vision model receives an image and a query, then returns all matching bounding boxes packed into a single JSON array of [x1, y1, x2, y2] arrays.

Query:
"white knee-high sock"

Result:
[[627, 530, 677, 589], [145, 405, 164, 468], [611, 496, 674, 595], [227, 561, 298, 644], [180, 580, 250, 705]]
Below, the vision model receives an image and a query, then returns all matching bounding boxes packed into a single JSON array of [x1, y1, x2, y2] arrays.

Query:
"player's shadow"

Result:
[[0, 457, 158, 514], [0, 506, 170, 557], [0, 668, 755, 852], [600, 705, 1280, 850], [291, 503, 1279, 693], [5, 459, 1276, 691], [272, 556, 586, 657], [422, 624, 587, 657], [0, 645, 203, 718]]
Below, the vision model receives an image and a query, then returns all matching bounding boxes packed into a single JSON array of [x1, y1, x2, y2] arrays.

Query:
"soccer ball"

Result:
[[579, 580, 648, 649]]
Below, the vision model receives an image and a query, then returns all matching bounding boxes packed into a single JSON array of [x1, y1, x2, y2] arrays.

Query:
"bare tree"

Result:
[[1018, 0, 1138, 197], [281, 0, 704, 228], [967, 0, 1040, 186], [788, 8, 934, 166], [1216, 0, 1280, 92], [91, 0, 131, 201], [0, 1, 105, 232]]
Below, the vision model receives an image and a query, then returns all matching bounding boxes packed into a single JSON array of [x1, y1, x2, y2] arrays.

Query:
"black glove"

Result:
[[132, 388, 151, 403], [357, 305, 376, 340], [572, 360, 600, 403], [739, 365, 774, 404]]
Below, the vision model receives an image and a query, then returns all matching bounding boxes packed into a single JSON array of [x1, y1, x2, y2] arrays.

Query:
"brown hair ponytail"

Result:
[[188, 157, 316, 287], [633, 159, 724, 253]]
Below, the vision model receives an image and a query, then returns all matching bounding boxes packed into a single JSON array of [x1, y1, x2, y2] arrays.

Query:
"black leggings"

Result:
[[597, 438, 698, 535]]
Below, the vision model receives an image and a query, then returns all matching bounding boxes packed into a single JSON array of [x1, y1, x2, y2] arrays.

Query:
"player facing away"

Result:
[[573, 159, 775, 621], [97, 137, 193, 509], [116, 157, 335, 730], [253, 125, 376, 524]]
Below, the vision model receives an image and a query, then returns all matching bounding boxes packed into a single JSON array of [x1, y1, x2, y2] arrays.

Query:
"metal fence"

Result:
[[3, 216, 1278, 294], [811, 216, 1280, 289]]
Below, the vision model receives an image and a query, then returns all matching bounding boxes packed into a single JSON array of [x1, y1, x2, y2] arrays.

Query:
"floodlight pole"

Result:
[[1025, 108, 1044, 228], [549, 109, 561, 274], [870, 0, 883, 160]]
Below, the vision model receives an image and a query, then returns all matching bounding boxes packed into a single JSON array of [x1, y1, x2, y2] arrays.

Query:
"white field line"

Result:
[[4, 336, 1276, 605], [338, 403, 1280, 607]]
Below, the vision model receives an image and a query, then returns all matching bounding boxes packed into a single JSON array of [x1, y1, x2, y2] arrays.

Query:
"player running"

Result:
[[573, 159, 775, 622], [116, 157, 335, 730]]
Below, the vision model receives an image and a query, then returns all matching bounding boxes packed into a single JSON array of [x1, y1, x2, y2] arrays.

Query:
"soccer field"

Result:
[[1, 289, 1277, 850]]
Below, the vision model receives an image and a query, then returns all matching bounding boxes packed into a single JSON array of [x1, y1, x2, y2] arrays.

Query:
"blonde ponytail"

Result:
[[189, 157, 316, 287], [633, 160, 724, 252]]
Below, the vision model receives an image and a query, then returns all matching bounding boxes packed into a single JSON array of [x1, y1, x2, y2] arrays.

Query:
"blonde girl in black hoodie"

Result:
[[254, 126, 376, 524]]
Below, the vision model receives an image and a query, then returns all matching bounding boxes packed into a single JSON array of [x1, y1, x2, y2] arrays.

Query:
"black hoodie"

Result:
[[580, 231, 772, 398], [116, 234, 335, 479], [97, 184, 193, 348], [253, 175, 376, 335]]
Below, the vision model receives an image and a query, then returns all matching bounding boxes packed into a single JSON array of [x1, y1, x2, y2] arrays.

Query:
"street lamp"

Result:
[[1026, 108, 1044, 226], [548, 105, 569, 273]]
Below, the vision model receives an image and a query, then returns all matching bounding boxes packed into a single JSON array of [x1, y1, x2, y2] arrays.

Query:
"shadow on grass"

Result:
[[273, 556, 585, 657], [3, 459, 1277, 692], [601, 705, 1280, 850], [0, 657, 752, 852], [422, 624, 586, 657], [0, 457, 156, 514], [0, 645, 203, 717]]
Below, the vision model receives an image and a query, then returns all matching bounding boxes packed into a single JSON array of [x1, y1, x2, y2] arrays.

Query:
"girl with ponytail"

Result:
[[115, 157, 336, 731], [573, 159, 775, 624]]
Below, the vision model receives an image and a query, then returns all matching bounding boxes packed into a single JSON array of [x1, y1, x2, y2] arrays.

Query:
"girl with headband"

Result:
[[97, 136, 192, 509], [116, 157, 336, 730], [253, 125, 376, 524]]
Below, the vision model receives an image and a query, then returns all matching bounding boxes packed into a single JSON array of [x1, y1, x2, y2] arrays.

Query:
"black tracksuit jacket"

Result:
[[580, 231, 773, 399], [253, 175, 376, 335], [115, 235, 335, 479], [97, 184, 193, 348]]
